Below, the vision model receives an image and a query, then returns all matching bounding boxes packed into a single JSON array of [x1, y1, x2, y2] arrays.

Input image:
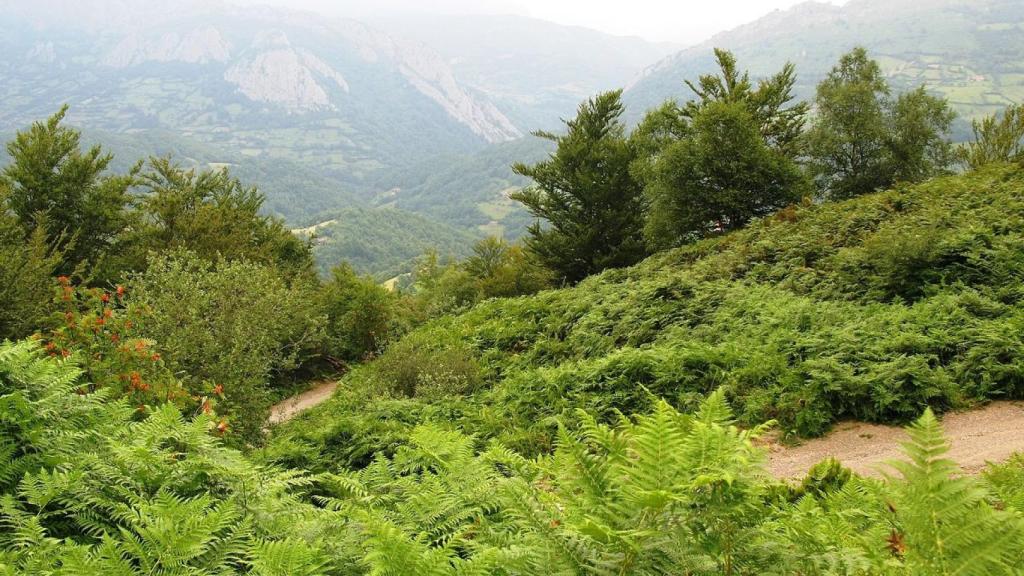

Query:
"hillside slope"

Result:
[[270, 164, 1024, 471], [376, 14, 679, 130], [625, 0, 1024, 128], [299, 207, 481, 279]]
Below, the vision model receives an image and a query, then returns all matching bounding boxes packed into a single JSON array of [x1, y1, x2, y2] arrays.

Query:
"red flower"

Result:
[[100, 293, 110, 303], [150, 353, 161, 362], [116, 285, 125, 298]]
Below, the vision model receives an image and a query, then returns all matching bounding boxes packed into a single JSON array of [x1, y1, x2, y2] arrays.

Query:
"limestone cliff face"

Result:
[[391, 40, 522, 142], [224, 32, 349, 112], [103, 26, 231, 67]]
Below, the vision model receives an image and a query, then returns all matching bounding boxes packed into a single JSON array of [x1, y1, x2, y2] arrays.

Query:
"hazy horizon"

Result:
[[227, 0, 850, 44]]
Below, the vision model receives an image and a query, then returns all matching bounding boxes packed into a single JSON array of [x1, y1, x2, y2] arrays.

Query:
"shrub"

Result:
[[127, 251, 325, 443]]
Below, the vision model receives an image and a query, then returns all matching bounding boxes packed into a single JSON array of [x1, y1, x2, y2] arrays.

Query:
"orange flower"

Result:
[[150, 353, 161, 362], [202, 399, 213, 414], [100, 293, 110, 303], [60, 349, 70, 358], [216, 420, 229, 434], [110, 333, 120, 344], [134, 341, 146, 352], [124, 320, 133, 330], [213, 384, 224, 396], [116, 285, 125, 297], [57, 276, 70, 285], [103, 309, 113, 319]]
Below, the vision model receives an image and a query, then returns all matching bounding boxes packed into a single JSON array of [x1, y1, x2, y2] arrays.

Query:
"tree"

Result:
[[683, 48, 808, 156], [464, 236, 551, 299], [131, 157, 314, 280], [0, 106, 134, 278], [0, 185, 63, 340], [635, 50, 809, 248], [127, 251, 325, 443], [957, 104, 1024, 170], [805, 48, 955, 199], [643, 101, 808, 248], [319, 263, 398, 363], [512, 90, 647, 284]]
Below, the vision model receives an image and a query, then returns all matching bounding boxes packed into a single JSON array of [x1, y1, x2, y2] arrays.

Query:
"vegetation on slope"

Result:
[[303, 207, 482, 280], [4, 339, 1024, 574], [270, 164, 1024, 470]]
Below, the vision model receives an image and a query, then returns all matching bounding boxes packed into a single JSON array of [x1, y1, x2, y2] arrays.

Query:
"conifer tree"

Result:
[[1, 106, 135, 278], [512, 90, 647, 284]]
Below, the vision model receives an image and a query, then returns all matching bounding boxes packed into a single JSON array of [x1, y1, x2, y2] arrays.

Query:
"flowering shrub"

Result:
[[42, 276, 218, 419]]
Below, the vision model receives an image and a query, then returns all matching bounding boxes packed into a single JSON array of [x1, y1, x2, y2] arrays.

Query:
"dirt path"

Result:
[[267, 382, 1024, 478], [268, 380, 339, 425], [767, 401, 1024, 479]]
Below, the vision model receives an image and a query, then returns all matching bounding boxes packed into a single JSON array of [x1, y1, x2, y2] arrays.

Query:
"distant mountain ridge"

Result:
[[625, 0, 1024, 127], [0, 0, 522, 192]]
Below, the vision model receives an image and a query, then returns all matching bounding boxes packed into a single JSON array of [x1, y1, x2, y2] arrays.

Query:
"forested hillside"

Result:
[[299, 207, 481, 279]]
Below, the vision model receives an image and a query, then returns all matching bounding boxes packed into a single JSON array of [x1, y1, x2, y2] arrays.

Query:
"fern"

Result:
[[885, 408, 1024, 575]]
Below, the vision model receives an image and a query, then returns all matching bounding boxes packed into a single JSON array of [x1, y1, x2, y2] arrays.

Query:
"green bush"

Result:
[[127, 251, 325, 443]]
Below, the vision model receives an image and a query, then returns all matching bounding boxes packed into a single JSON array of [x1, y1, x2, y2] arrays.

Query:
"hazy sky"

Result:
[[230, 0, 847, 44]]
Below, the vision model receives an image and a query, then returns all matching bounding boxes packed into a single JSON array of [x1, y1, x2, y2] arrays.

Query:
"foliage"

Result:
[[126, 251, 325, 444], [642, 100, 807, 248], [274, 165, 1024, 468], [319, 263, 401, 364], [634, 50, 809, 249], [0, 340, 334, 575], [0, 187, 62, 341], [0, 106, 135, 280], [131, 157, 315, 280], [958, 103, 1024, 170], [41, 276, 188, 413], [512, 90, 647, 283], [804, 48, 956, 199], [681, 48, 808, 156]]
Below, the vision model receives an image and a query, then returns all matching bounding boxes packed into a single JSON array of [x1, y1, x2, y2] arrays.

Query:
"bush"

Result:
[[127, 251, 325, 443], [318, 263, 400, 364], [373, 335, 480, 399]]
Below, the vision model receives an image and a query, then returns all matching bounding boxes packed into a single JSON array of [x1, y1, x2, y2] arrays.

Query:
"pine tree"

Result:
[[512, 90, 647, 284], [1, 106, 135, 279]]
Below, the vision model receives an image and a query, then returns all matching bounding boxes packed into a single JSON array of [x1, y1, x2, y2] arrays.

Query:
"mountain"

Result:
[[366, 136, 555, 239], [0, 0, 521, 194], [625, 0, 1024, 129], [374, 14, 680, 130]]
